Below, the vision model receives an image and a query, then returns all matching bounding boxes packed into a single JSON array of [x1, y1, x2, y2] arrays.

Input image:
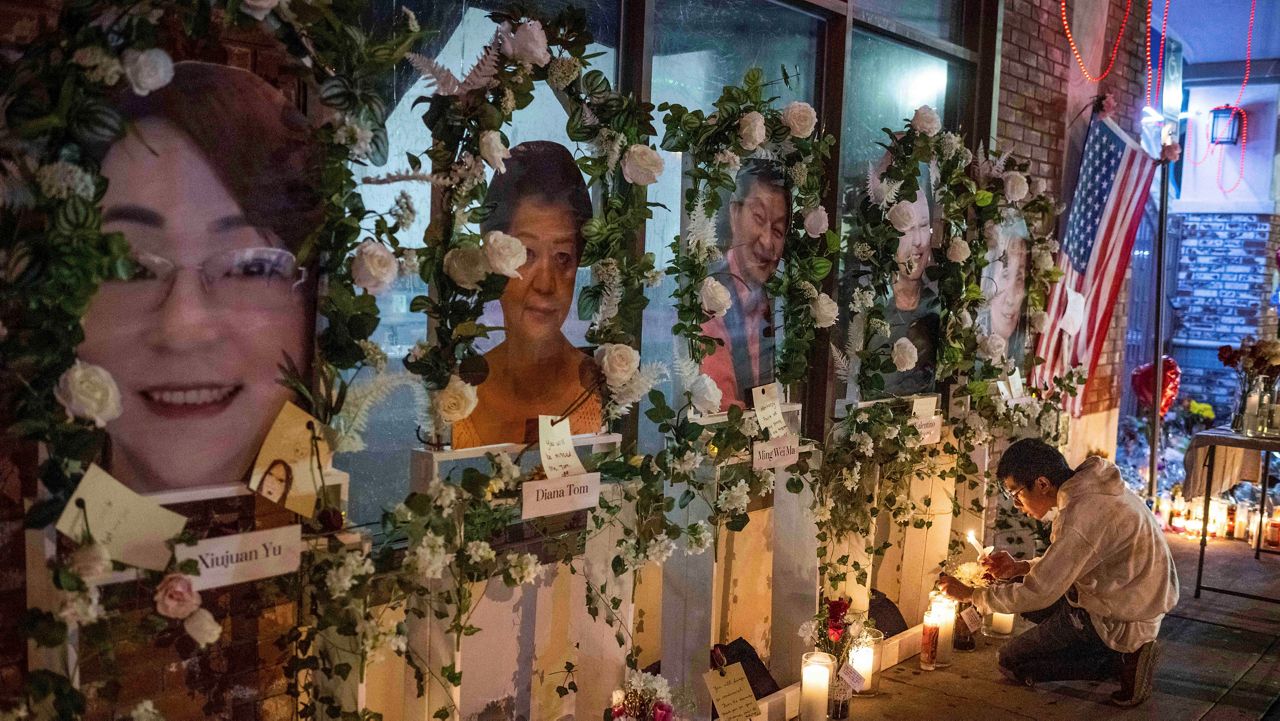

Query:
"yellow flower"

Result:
[[1189, 400, 1215, 420]]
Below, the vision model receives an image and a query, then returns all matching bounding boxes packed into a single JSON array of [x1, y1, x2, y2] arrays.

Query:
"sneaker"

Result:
[[1111, 641, 1159, 707]]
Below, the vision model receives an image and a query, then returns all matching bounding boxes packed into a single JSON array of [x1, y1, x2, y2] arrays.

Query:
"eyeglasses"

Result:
[[99, 247, 307, 311], [1001, 483, 1029, 506]]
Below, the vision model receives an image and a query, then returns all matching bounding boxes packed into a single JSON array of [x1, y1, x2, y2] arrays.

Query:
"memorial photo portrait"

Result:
[[76, 62, 321, 494], [879, 160, 940, 397], [980, 216, 1030, 367]]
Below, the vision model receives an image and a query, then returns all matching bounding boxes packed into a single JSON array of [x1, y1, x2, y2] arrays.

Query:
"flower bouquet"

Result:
[[799, 597, 862, 717], [609, 671, 678, 721], [1219, 337, 1280, 433]]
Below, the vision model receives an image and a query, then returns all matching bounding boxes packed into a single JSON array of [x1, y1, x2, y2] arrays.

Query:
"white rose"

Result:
[[55, 361, 122, 428], [443, 245, 490, 291], [183, 608, 221, 647], [714, 149, 742, 172], [503, 20, 551, 67], [121, 48, 173, 97], [699, 277, 732, 318], [69, 542, 111, 582], [1002, 171, 1029, 202], [688, 373, 723, 415], [479, 130, 510, 174], [781, 101, 818, 138], [351, 240, 398, 295], [129, 700, 163, 721], [887, 201, 916, 233], [811, 292, 838, 329], [803, 205, 828, 238], [738, 111, 767, 151], [911, 105, 942, 136], [946, 237, 971, 263], [482, 230, 528, 279], [978, 333, 1008, 361], [621, 144, 664, 186], [435, 374, 479, 424], [239, 0, 280, 20], [891, 337, 918, 372], [465, 540, 495, 564], [594, 343, 640, 390], [1031, 177, 1048, 197], [1029, 310, 1049, 334]]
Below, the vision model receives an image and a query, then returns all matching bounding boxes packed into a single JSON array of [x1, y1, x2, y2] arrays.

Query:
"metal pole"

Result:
[[1148, 159, 1171, 499]]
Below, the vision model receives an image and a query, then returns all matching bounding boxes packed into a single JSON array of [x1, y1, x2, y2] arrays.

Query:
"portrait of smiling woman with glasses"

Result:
[[76, 61, 321, 494]]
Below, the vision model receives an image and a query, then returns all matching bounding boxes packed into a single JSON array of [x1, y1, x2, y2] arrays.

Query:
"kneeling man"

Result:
[[938, 438, 1178, 706]]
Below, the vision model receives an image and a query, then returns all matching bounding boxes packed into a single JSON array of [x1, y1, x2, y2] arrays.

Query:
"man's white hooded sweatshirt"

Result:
[[973, 457, 1179, 653]]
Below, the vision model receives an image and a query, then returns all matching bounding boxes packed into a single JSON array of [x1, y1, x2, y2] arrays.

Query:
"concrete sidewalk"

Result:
[[845, 534, 1280, 720]]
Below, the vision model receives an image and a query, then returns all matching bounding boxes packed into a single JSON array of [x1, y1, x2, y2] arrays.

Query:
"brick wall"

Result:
[[1171, 213, 1280, 418], [996, 0, 1148, 416]]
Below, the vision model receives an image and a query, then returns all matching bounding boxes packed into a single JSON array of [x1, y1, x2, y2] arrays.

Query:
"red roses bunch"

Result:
[[799, 596, 860, 661], [1219, 337, 1280, 379]]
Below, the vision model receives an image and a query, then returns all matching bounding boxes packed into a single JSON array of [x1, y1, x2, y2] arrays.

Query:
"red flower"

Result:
[[826, 597, 851, 641], [652, 701, 675, 721]]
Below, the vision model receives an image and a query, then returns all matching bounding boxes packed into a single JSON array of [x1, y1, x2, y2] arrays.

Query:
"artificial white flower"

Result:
[[501, 20, 551, 66], [646, 536, 676, 564], [546, 56, 581, 90], [35, 161, 95, 201], [351, 240, 398, 295], [868, 318, 890, 339], [507, 552, 544, 585], [407, 532, 448, 580], [1002, 171, 1029, 202], [853, 242, 874, 262], [183, 608, 222, 648], [892, 337, 918, 372], [1029, 310, 1049, 334], [849, 287, 875, 314], [699, 276, 732, 318], [643, 268, 664, 287], [738, 111, 767, 151], [239, 0, 280, 20], [788, 162, 808, 187], [716, 480, 751, 516], [781, 101, 818, 138], [946, 237, 971, 263], [1031, 247, 1054, 272], [758, 469, 776, 496], [391, 503, 415, 524], [605, 363, 666, 417], [55, 361, 122, 429], [334, 115, 374, 159], [669, 450, 704, 476], [685, 521, 712, 555], [72, 46, 123, 86], [714, 149, 742, 172], [811, 292, 838, 329], [937, 132, 965, 161], [434, 374, 479, 423], [886, 201, 916, 233], [1031, 177, 1048, 197], [479, 130, 510, 174], [425, 479, 458, 512], [798, 620, 818, 642], [443, 245, 490, 290], [688, 373, 723, 415], [955, 308, 974, 329], [977, 333, 1008, 361], [621, 144, 664, 186], [122, 48, 173, 97], [358, 339, 387, 372], [390, 190, 416, 227], [465, 540, 495, 565], [803, 205, 828, 238], [128, 700, 164, 721], [325, 550, 373, 598], [493, 452, 521, 484], [911, 105, 942, 136], [957, 146, 974, 168], [69, 542, 111, 582], [482, 230, 528, 279], [58, 586, 104, 629], [595, 343, 641, 390]]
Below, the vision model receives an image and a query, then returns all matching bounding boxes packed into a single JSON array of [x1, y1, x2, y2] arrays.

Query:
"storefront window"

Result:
[[855, 0, 960, 44]]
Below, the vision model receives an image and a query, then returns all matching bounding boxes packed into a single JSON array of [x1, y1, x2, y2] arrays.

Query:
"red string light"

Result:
[[1061, 0, 1134, 83], [1216, 106, 1248, 194], [1144, 0, 1170, 108]]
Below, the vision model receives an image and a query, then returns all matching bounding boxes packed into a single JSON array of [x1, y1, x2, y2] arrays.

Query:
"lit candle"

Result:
[[801, 651, 834, 721], [966, 529, 985, 558], [849, 645, 875, 693], [929, 593, 956, 667], [990, 612, 1014, 635], [920, 602, 947, 670]]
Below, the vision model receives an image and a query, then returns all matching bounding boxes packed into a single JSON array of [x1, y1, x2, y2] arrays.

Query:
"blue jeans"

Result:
[[998, 597, 1122, 684]]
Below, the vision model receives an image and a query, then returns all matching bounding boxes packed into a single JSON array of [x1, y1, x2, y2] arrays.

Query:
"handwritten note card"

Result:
[[960, 606, 983, 634], [175, 525, 302, 590], [521, 472, 600, 520], [837, 662, 864, 690], [751, 383, 790, 439], [539, 415, 585, 480], [703, 663, 761, 720], [911, 394, 938, 419], [56, 464, 187, 571]]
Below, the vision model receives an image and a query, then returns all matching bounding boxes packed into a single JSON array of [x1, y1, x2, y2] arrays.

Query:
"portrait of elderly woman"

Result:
[[76, 62, 320, 494], [879, 161, 940, 397], [700, 160, 787, 411], [452, 141, 603, 448], [981, 217, 1029, 366]]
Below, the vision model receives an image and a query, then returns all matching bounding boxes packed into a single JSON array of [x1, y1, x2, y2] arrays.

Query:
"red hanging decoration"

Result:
[[1144, 0, 1170, 109], [1131, 356, 1181, 417], [1061, 0, 1134, 83]]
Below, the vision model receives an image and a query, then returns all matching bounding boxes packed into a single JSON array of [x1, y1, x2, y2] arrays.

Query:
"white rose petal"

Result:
[[443, 245, 490, 291], [351, 240, 398, 295], [435, 374, 479, 424], [699, 276, 732, 318], [1029, 310, 1049, 334], [1002, 171, 1029, 202], [239, 0, 280, 20], [803, 205, 828, 238], [911, 105, 942, 136], [482, 230, 528, 279], [887, 201, 916, 233], [69, 542, 111, 582], [594, 343, 641, 390], [714, 149, 742, 172], [688, 373, 723, 415], [122, 48, 173, 97], [811, 292, 838, 329], [891, 337, 918, 372], [946, 237, 971, 263], [479, 130, 510, 174], [781, 101, 818, 138], [738, 111, 767, 151], [621, 144, 664, 186], [55, 361, 122, 429], [978, 333, 1008, 361]]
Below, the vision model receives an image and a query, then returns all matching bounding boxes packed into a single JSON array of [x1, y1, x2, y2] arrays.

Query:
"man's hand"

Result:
[[982, 550, 1030, 580], [937, 574, 974, 602]]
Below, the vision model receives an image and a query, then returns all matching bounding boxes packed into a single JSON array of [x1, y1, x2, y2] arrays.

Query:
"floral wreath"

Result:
[[0, 0, 421, 716], [382, 6, 664, 431]]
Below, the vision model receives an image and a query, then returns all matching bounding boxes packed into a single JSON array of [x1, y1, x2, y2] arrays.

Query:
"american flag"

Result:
[[1033, 116, 1157, 415]]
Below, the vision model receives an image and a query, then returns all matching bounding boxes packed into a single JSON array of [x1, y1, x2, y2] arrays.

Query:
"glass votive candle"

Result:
[[920, 602, 948, 670], [932, 595, 956, 667], [801, 651, 835, 721], [849, 627, 884, 696], [984, 611, 1015, 637]]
